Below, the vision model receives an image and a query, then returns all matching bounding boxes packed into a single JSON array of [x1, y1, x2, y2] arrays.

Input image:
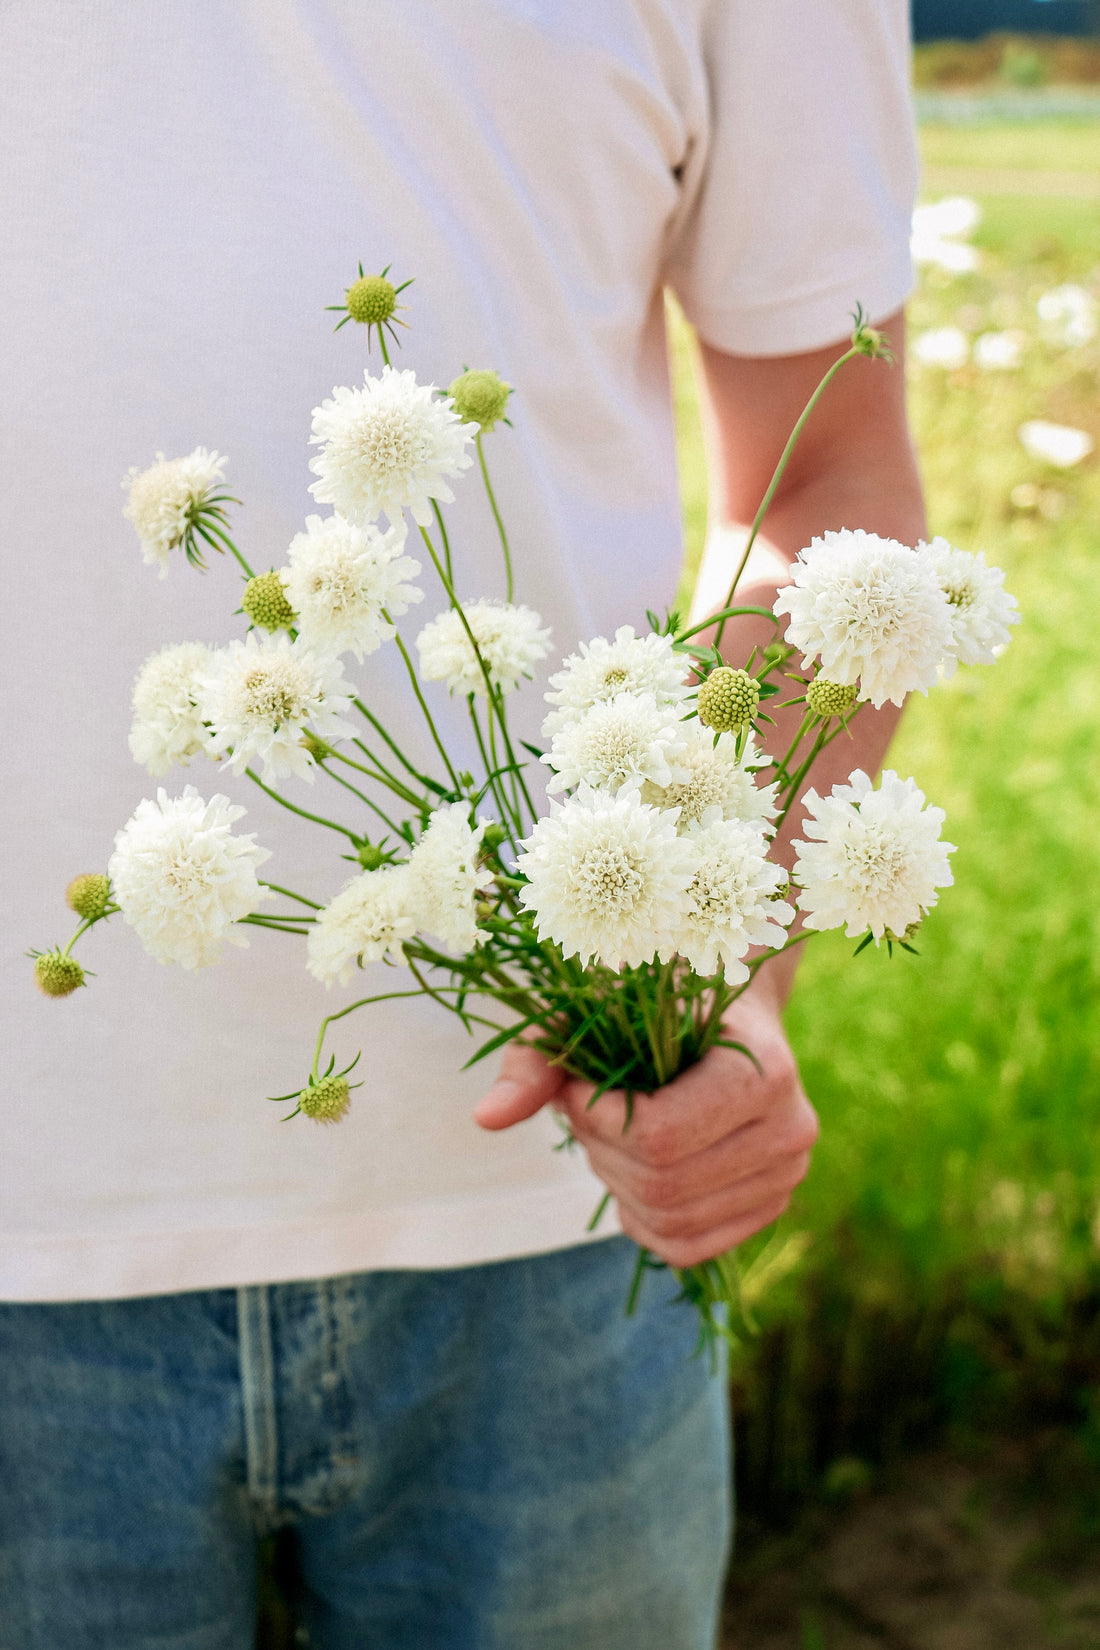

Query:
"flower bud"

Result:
[[346, 274, 398, 327], [448, 369, 511, 431], [242, 571, 296, 632], [33, 951, 85, 998], [481, 821, 509, 852], [355, 842, 387, 871], [806, 678, 858, 719], [299, 1074, 351, 1124], [697, 666, 759, 732], [66, 873, 111, 921]]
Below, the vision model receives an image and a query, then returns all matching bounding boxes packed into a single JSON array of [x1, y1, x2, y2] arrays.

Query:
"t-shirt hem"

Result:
[[678, 256, 914, 359], [0, 1179, 624, 1303]]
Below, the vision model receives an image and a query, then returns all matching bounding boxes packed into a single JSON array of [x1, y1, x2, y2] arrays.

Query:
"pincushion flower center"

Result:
[[353, 406, 428, 474], [242, 666, 305, 725], [575, 844, 644, 915]]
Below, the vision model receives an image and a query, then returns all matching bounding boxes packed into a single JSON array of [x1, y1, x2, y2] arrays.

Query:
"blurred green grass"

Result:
[[670, 119, 1100, 1510]]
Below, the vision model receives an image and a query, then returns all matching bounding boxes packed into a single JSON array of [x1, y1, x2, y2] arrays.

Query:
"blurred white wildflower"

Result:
[[543, 691, 684, 796], [415, 600, 551, 697], [910, 197, 981, 275], [517, 785, 694, 970], [108, 787, 270, 969], [664, 812, 793, 981], [406, 803, 494, 952], [973, 331, 1026, 371], [129, 642, 214, 776], [1037, 284, 1097, 348], [542, 626, 690, 736], [773, 529, 955, 709], [1017, 420, 1094, 469], [793, 769, 955, 942], [919, 537, 1020, 668], [306, 866, 416, 985], [639, 724, 778, 833], [199, 633, 356, 782], [911, 327, 969, 370], [308, 366, 476, 528], [122, 448, 227, 576], [282, 514, 421, 661]]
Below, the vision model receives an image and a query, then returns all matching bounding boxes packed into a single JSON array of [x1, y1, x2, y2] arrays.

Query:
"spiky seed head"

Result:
[[241, 571, 296, 632], [66, 873, 111, 921], [345, 275, 397, 326], [34, 951, 85, 998], [696, 666, 759, 732], [447, 369, 512, 431], [299, 1074, 351, 1124], [806, 678, 859, 719], [355, 841, 387, 870]]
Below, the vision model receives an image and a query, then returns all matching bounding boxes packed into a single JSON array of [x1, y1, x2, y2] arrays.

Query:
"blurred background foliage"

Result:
[[668, 33, 1100, 1542]]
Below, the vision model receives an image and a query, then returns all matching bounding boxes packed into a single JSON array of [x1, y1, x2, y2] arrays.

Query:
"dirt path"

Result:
[[722, 1444, 1100, 1650]]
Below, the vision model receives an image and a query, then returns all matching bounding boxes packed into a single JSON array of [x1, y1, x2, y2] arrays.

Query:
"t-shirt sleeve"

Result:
[[665, 0, 918, 358]]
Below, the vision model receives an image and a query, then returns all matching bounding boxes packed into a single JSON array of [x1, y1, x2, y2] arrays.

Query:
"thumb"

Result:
[[474, 1042, 565, 1131]]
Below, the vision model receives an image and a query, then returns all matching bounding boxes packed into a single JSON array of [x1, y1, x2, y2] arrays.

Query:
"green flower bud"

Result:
[[299, 1074, 351, 1125], [34, 951, 85, 998], [806, 678, 858, 719], [345, 275, 397, 327], [356, 842, 387, 871], [66, 873, 111, 922], [481, 821, 509, 852], [242, 571, 296, 632], [696, 666, 759, 732], [448, 369, 512, 432]]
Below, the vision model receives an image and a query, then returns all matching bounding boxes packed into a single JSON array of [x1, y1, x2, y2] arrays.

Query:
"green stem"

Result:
[[771, 710, 817, 792], [244, 768, 360, 842], [713, 345, 862, 651], [326, 746, 423, 808], [477, 433, 513, 601], [316, 761, 405, 838], [352, 698, 442, 792], [431, 498, 454, 585], [194, 518, 255, 580], [774, 722, 830, 833], [675, 605, 778, 646], [387, 623, 462, 793], [238, 914, 313, 933], [259, 882, 323, 910]]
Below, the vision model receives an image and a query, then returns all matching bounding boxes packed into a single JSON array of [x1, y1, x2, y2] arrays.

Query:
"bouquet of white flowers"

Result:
[[31, 273, 1018, 1351]]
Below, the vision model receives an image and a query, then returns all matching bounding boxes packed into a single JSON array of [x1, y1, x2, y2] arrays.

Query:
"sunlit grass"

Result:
[[669, 118, 1100, 1502]]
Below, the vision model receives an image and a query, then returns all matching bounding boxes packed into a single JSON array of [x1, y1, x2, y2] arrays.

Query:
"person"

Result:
[[1, 4, 923, 1645]]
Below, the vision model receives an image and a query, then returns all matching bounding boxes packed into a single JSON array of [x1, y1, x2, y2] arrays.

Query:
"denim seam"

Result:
[[237, 1284, 279, 1529]]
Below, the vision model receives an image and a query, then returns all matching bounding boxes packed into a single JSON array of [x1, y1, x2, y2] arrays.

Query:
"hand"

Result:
[[474, 978, 818, 1268]]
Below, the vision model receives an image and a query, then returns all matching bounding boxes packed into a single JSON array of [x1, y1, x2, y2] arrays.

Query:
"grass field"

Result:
[[670, 117, 1100, 1517]]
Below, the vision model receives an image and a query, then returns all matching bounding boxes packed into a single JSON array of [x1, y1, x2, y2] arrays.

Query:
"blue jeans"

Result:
[[0, 1237, 730, 1648]]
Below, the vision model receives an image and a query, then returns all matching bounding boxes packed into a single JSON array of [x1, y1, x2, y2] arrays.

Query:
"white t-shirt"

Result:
[[2, 1, 916, 1301]]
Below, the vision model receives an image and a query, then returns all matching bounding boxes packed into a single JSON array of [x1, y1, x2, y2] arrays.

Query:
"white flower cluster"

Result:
[[773, 529, 1017, 708], [122, 448, 227, 577], [416, 600, 552, 697], [510, 626, 788, 976], [282, 514, 422, 660], [309, 365, 477, 528], [307, 803, 494, 987], [108, 788, 270, 969], [129, 632, 358, 784], [792, 770, 955, 942], [910, 196, 980, 275]]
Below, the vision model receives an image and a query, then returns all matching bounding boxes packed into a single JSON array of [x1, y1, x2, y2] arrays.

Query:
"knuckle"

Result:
[[633, 1123, 679, 1170], [632, 1167, 684, 1212]]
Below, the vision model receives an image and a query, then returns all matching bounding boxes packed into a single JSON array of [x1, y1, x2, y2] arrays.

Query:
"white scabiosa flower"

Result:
[[122, 448, 227, 576], [517, 785, 695, 970], [306, 865, 417, 986], [405, 803, 495, 952], [973, 331, 1025, 372], [919, 537, 1019, 668], [543, 691, 684, 797], [910, 197, 980, 274], [415, 600, 552, 697], [664, 813, 793, 981], [1017, 420, 1094, 469], [308, 365, 476, 528], [199, 633, 356, 782], [282, 513, 422, 661], [108, 787, 270, 969], [1037, 284, 1097, 348], [542, 626, 691, 736], [773, 529, 955, 709], [128, 642, 214, 777], [792, 769, 955, 942], [640, 725, 779, 833], [911, 328, 969, 371]]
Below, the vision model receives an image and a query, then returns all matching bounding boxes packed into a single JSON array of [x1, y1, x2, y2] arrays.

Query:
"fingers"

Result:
[[617, 1191, 797, 1269], [473, 1042, 567, 1130]]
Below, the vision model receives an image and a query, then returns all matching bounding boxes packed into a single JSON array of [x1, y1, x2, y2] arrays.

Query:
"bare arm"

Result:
[[477, 310, 927, 1265]]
